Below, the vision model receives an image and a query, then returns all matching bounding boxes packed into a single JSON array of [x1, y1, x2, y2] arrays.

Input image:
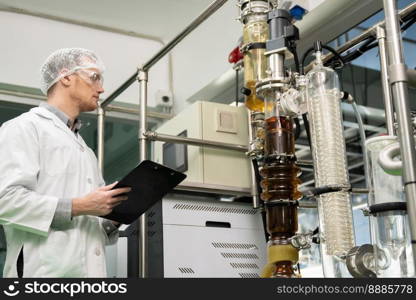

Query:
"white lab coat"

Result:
[[0, 106, 117, 277]]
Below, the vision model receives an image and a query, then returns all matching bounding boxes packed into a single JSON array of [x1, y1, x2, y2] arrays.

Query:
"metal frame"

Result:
[[144, 131, 248, 152], [303, 1, 416, 74]]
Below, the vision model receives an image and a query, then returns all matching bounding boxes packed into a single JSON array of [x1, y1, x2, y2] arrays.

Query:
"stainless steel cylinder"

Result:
[[268, 53, 285, 81]]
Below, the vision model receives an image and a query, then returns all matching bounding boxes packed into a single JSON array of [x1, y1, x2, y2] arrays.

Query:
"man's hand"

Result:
[[72, 182, 131, 217]]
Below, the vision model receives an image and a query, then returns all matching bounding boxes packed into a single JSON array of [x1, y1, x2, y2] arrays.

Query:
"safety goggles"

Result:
[[74, 69, 104, 87]]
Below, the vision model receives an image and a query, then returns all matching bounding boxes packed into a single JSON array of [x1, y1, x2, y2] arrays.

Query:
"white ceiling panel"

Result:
[[0, 0, 215, 42]]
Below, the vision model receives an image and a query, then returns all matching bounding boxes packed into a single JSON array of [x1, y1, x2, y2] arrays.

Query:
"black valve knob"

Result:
[[240, 87, 251, 96]]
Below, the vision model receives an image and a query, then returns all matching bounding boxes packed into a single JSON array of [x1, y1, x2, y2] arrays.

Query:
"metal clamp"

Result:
[[290, 233, 313, 250], [137, 69, 148, 82], [376, 26, 386, 40], [389, 63, 408, 84], [240, 42, 267, 54]]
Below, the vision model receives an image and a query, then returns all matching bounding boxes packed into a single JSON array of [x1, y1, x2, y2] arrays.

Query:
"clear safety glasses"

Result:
[[75, 69, 104, 87]]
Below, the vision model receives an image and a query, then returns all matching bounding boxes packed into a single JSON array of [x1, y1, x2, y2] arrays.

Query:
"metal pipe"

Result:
[[304, 1, 416, 74], [101, 74, 137, 108], [105, 104, 172, 120], [247, 111, 260, 209], [101, 0, 229, 108], [376, 26, 395, 136], [297, 0, 382, 51], [351, 101, 370, 188], [249, 164, 261, 208], [351, 188, 369, 194], [383, 0, 416, 270], [144, 131, 248, 152], [297, 160, 314, 166], [142, 0, 228, 71], [97, 106, 105, 173], [138, 69, 148, 278], [298, 201, 318, 209]]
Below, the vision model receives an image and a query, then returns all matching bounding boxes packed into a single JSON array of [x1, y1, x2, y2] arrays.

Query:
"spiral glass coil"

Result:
[[307, 63, 355, 257]]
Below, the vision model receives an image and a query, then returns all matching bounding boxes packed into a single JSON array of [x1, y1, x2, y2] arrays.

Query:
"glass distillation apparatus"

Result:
[[239, 0, 305, 277], [238, 0, 357, 277]]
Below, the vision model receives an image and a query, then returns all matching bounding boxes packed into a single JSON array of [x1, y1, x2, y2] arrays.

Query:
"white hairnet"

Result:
[[40, 48, 105, 95]]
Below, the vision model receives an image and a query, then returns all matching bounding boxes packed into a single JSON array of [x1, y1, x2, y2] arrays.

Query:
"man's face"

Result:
[[70, 68, 104, 112]]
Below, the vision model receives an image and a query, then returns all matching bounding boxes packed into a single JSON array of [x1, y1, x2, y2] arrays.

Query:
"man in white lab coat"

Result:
[[0, 48, 131, 277]]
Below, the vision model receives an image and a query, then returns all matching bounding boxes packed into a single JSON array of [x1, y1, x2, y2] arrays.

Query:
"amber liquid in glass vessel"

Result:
[[244, 80, 265, 112], [260, 116, 302, 201], [271, 261, 298, 278], [260, 116, 301, 278]]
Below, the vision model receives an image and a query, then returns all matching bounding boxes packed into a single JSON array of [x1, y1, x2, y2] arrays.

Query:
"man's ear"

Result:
[[60, 75, 72, 88], [58, 68, 74, 88]]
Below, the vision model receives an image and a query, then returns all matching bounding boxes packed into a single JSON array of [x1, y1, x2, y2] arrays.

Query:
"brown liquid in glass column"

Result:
[[260, 116, 301, 278]]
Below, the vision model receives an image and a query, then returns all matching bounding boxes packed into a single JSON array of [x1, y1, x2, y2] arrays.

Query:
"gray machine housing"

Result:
[[124, 193, 267, 278]]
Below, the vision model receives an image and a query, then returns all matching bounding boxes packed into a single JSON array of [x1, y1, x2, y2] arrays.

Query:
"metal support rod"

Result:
[[138, 69, 148, 278], [298, 201, 318, 209], [105, 104, 172, 120], [97, 106, 105, 173], [376, 26, 395, 136], [250, 164, 260, 209], [351, 188, 369, 194], [101, 73, 138, 108], [247, 111, 260, 209], [144, 131, 248, 152], [383, 0, 416, 269], [304, 1, 416, 74], [101, 0, 229, 108]]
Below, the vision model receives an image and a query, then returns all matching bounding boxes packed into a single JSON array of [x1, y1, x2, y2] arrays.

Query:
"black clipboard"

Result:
[[103, 160, 186, 224]]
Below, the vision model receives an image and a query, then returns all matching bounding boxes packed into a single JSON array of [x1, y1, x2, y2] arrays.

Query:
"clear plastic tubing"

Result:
[[306, 53, 355, 257]]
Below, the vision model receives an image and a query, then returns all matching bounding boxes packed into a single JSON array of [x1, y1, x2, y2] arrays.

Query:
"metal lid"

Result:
[[239, 0, 271, 23]]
